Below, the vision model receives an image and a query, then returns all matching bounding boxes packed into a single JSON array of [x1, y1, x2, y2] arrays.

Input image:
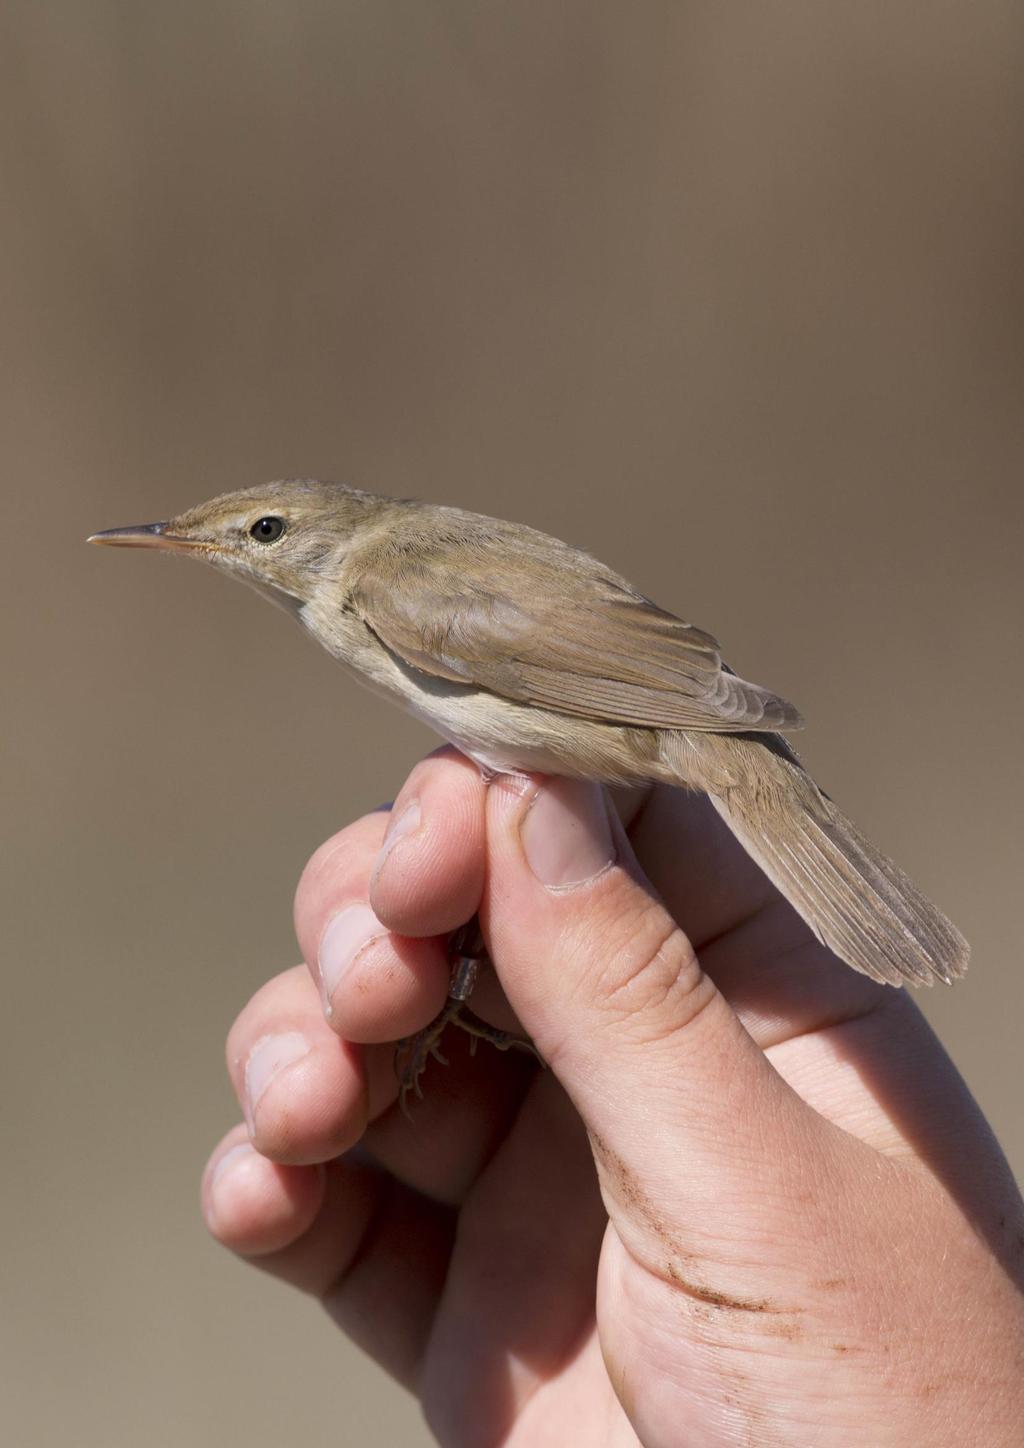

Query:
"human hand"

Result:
[[202, 748, 1024, 1446]]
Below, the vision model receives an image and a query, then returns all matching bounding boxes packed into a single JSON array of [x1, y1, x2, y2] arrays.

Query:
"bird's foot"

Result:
[[393, 919, 542, 1117]]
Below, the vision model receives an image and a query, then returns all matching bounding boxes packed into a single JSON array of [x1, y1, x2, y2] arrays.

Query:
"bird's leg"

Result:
[[394, 916, 542, 1116]]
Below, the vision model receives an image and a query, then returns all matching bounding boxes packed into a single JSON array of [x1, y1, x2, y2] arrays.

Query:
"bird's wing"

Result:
[[348, 535, 803, 733]]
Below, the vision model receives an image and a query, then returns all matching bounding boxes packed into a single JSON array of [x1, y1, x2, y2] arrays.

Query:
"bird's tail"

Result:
[[665, 732, 969, 986]]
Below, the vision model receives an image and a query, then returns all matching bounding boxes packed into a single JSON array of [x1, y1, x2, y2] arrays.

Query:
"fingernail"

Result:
[[206, 1142, 259, 1233], [244, 1031, 310, 1131], [373, 800, 422, 878], [317, 903, 388, 1016], [210, 1141, 257, 1193], [521, 778, 615, 890]]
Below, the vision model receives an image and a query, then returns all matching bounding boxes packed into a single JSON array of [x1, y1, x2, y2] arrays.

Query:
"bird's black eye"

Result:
[[250, 516, 285, 544]]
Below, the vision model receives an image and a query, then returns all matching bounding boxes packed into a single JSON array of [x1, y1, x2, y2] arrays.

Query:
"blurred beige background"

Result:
[[2, 4, 1022, 1445]]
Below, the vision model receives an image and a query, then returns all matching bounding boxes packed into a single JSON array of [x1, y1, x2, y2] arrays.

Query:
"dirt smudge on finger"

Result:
[[666, 1261, 773, 1313], [666, 1260, 801, 1320], [589, 1130, 804, 1318]]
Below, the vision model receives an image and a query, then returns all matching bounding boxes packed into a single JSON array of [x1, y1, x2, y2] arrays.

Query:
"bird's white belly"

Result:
[[385, 666, 579, 776]]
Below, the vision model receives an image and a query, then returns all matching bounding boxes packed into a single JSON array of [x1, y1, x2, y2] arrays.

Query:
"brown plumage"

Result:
[[90, 479, 969, 988]]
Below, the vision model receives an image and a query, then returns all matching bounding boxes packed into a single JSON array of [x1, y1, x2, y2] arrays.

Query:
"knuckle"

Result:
[[584, 897, 715, 1044]]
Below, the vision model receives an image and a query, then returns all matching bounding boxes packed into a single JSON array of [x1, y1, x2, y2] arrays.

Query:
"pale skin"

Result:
[[202, 748, 1024, 1446]]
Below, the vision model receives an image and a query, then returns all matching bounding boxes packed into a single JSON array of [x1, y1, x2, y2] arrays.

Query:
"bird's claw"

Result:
[[395, 1006, 542, 1117]]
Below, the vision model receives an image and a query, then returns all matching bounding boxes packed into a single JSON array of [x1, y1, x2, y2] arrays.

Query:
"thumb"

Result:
[[481, 774, 845, 1289]]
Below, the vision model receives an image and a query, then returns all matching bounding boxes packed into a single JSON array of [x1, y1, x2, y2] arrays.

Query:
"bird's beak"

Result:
[[87, 522, 208, 552]]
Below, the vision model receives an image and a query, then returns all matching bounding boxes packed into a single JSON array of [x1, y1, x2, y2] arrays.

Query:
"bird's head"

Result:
[[89, 479, 390, 610]]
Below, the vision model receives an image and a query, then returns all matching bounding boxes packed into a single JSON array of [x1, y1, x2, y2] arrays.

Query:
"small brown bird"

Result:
[[90, 479, 968, 999]]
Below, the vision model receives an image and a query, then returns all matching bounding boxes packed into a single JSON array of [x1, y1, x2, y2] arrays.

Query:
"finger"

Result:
[[226, 965, 387, 1163], [368, 746, 488, 936], [202, 1131, 454, 1389], [481, 774, 854, 1296], [294, 811, 450, 1041], [202, 1124, 326, 1255], [366, 746, 521, 1032]]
